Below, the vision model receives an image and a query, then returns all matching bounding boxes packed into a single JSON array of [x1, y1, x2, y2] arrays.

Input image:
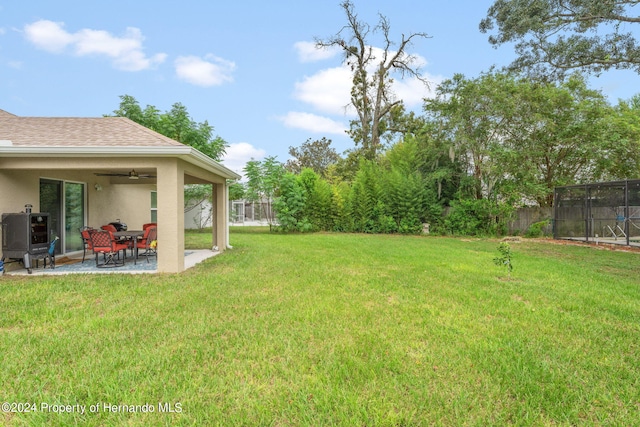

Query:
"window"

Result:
[[150, 191, 157, 222]]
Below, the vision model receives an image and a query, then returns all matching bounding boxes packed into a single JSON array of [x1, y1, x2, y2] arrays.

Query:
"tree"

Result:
[[228, 181, 245, 201], [273, 173, 309, 232], [596, 94, 640, 180], [110, 94, 227, 161], [502, 74, 611, 206], [243, 156, 284, 227], [109, 95, 230, 216], [480, 0, 640, 77], [424, 71, 611, 207], [285, 137, 340, 177], [316, 1, 430, 160], [424, 72, 519, 201]]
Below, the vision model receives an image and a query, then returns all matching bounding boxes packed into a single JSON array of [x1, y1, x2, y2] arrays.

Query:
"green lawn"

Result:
[[1, 228, 639, 426]]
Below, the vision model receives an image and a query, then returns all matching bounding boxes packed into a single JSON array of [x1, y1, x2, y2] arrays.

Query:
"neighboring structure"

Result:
[[0, 110, 240, 273], [185, 199, 213, 230], [230, 199, 274, 225], [554, 179, 640, 247]]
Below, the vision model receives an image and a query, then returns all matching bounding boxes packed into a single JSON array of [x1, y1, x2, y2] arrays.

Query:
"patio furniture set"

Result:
[[80, 223, 157, 268]]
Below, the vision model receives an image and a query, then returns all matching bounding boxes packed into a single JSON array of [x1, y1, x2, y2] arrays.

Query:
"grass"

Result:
[[1, 228, 639, 426]]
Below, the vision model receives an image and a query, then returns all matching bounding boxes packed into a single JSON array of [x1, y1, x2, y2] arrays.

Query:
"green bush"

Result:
[[443, 198, 513, 236], [524, 220, 551, 238]]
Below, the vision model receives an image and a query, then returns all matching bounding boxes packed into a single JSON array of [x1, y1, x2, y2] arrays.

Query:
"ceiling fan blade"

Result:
[[94, 170, 155, 178]]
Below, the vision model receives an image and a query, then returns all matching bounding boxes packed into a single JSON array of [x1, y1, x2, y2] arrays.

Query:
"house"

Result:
[[0, 109, 241, 273]]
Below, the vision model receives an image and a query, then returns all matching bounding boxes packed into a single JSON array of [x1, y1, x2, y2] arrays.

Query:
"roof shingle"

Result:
[[0, 113, 186, 148]]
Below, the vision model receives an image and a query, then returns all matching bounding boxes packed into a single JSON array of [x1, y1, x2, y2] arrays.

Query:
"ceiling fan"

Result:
[[94, 169, 156, 180]]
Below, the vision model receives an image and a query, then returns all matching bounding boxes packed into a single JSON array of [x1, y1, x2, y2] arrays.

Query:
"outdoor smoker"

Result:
[[1, 204, 53, 274], [108, 219, 128, 232]]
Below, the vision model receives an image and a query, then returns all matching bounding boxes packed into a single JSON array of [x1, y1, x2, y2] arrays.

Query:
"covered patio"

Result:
[[3, 249, 217, 276], [0, 111, 241, 274]]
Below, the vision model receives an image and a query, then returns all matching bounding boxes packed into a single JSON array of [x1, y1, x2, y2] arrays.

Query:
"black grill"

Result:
[[109, 220, 128, 231], [1, 205, 52, 273]]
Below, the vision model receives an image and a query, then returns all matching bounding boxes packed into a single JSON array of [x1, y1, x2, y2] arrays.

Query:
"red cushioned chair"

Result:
[[89, 229, 129, 268], [135, 226, 157, 264], [80, 227, 94, 263]]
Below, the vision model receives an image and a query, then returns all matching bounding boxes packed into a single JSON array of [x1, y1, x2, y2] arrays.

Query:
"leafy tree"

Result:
[[425, 71, 610, 207], [596, 94, 640, 180], [109, 94, 229, 215], [273, 173, 309, 232], [228, 181, 245, 201], [502, 74, 610, 206], [308, 177, 335, 231], [243, 156, 284, 227], [383, 169, 427, 234], [480, 0, 640, 77], [285, 137, 340, 178], [110, 94, 227, 161], [411, 125, 463, 205], [184, 184, 212, 211], [316, 0, 430, 160], [330, 181, 353, 232], [349, 161, 386, 232], [424, 72, 519, 201]]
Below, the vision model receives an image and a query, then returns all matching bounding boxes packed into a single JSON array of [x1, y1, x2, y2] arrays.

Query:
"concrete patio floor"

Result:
[[2, 249, 219, 276]]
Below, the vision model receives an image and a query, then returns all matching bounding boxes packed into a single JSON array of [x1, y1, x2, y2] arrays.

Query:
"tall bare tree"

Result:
[[316, 1, 430, 160]]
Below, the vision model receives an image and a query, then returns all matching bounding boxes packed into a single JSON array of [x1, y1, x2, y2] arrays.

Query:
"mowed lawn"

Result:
[[1, 228, 639, 426]]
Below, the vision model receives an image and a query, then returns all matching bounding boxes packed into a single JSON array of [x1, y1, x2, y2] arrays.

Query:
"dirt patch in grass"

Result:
[[528, 238, 640, 254]]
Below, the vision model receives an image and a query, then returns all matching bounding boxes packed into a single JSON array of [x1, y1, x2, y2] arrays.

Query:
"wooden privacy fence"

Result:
[[508, 207, 553, 235]]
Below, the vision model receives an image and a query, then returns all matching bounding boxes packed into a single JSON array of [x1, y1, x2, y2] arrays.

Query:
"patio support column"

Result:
[[211, 185, 218, 249], [213, 182, 226, 250], [157, 159, 184, 273], [225, 182, 231, 249]]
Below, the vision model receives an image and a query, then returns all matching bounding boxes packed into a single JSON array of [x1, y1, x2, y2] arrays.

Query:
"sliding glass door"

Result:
[[64, 182, 85, 252], [40, 179, 86, 254], [40, 179, 62, 254]]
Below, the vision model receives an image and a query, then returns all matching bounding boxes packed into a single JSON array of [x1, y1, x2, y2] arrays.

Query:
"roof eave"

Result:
[[0, 146, 241, 180]]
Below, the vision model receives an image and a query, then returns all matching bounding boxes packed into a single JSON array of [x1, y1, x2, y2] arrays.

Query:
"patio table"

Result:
[[113, 230, 144, 258]]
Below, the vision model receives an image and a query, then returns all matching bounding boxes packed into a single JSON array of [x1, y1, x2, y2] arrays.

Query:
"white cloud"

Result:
[[221, 142, 267, 178], [294, 66, 354, 115], [24, 20, 74, 53], [23, 20, 166, 71], [278, 112, 347, 135], [293, 46, 441, 114], [294, 41, 340, 63], [393, 72, 443, 106], [174, 54, 236, 87]]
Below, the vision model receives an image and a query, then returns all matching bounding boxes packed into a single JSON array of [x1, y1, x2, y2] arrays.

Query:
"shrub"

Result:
[[443, 198, 513, 236], [524, 220, 551, 238]]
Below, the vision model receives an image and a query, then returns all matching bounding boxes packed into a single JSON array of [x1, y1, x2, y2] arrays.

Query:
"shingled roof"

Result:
[[0, 109, 241, 180], [0, 110, 185, 148]]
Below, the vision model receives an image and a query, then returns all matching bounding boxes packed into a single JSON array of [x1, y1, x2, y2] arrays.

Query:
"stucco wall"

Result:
[[0, 170, 156, 258], [90, 182, 156, 230]]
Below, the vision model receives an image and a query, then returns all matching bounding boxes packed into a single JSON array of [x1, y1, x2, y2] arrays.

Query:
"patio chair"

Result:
[[101, 223, 131, 249], [80, 227, 95, 263], [142, 222, 157, 231], [135, 226, 157, 264], [89, 229, 128, 268]]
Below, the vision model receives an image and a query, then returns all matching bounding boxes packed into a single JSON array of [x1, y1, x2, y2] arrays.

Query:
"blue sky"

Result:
[[1, 1, 638, 177]]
